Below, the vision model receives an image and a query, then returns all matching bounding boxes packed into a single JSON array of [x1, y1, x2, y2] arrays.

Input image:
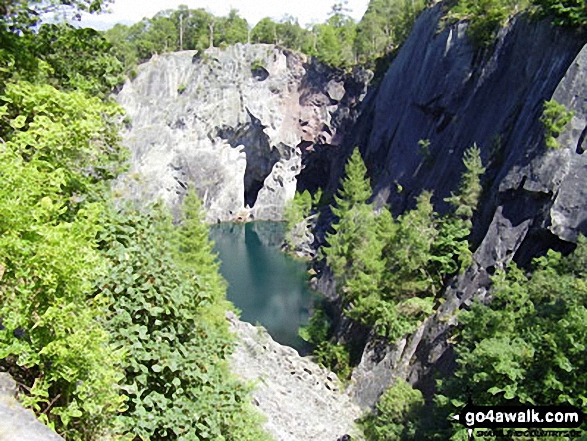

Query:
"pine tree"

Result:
[[173, 186, 226, 303], [445, 144, 485, 226], [324, 147, 373, 277], [382, 191, 438, 298], [432, 144, 485, 276], [332, 148, 372, 218]]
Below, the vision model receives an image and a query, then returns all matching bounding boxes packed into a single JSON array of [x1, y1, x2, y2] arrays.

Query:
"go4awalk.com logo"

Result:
[[452, 404, 586, 439]]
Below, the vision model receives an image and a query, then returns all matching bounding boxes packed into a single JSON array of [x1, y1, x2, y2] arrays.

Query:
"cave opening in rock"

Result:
[[244, 177, 266, 207], [216, 109, 281, 208]]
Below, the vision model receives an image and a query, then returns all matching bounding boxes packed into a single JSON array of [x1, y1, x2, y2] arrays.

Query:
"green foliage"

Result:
[[104, 7, 250, 71], [447, 0, 530, 47], [299, 303, 331, 344], [540, 98, 574, 149], [0, 81, 126, 439], [332, 148, 372, 218], [418, 138, 431, 161], [0, 10, 271, 441], [177, 83, 187, 94], [284, 190, 313, 232], [173, 187, 227, 304], [354, 0, 428, 63], [250, 58, 265, 71], [97, 204, 271, 441], [0, 20, 124, 97], [323, 148, 373, 276], [444, 145, 485, 225], [102, 0, 431, 71], [0, 81, 125, 198], [30, 24, 125, 97], [435, 237, 587, 438], [533, 0, 587, 26], [314, 145, 483, 354], [0, 0, 112, 31], [432, 144, 485, 274], [448, 0, 585, 49], [361, 379, 424, 440], [252, 18, 278, 44], [315, 341, 353, 380], [283, 189, 317, 252]]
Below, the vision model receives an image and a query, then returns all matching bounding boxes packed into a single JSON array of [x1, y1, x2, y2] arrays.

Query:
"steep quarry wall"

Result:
[[115, 44, 369, 222], [336, 5, 587, 408]]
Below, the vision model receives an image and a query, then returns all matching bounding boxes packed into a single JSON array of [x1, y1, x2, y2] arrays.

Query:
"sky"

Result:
[[75, 0, 371, 30]]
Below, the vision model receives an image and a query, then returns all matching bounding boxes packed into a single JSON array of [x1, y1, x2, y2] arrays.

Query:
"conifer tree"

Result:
[[324, 147, 373, 277], [384, 191, 437, 297], [432, 144, 485, 276], [332, 148, 372, 216], [172, 187, 227, 304]]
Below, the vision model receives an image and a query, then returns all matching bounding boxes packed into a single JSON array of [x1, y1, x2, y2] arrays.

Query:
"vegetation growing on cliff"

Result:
[[429, 237, 587, 439], [540, 98, 574, 149], [447, 0, 586, 48], [316, 146, 483, 346], [361, 379, 424, 440], [314, 147, 586, 441], [0, 8, 270, 440]]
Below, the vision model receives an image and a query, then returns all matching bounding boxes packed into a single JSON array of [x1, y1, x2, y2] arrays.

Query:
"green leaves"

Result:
[[0, 81, 126, 440], [361, 379, 425, 441], [436, 236, 587, 438], [540, 99, 574, 149], [533, 0, 587, 26], [97, 203, 270, 441]]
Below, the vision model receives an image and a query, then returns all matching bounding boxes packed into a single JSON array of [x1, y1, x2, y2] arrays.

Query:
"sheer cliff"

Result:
[[115, 44, 369, 222], [330, 5, 587, 408]]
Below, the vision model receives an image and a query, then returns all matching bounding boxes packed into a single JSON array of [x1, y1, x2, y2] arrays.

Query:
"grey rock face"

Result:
[[115, 45, 368, 222], [0, 373, 63, 441], [282, 214, 318, 259], [226, 312, 363, 441], [331, 6, 587, 409]]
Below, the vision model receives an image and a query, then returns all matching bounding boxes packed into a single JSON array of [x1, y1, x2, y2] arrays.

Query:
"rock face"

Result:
[[226, 312, 363, 441], [0, 373, 63, 441], [115, 45, 369, 222], [324, 6, 587, 409], [282, 214, 318, 259]]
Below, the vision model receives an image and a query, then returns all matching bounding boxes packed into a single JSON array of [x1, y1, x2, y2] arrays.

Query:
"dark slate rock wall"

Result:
[[331, 4, 587, 409]]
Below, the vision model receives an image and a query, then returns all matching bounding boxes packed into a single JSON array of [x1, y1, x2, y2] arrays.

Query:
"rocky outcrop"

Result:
[[323, 6, 587, 409], [115, 45, 369, 222], [226, 312, 363, 441], [282, 214, 318, 259], [0, 373, 63, 441]]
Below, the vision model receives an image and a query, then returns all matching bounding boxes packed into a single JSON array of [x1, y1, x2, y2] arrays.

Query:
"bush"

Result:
[[97, 204, 270, 440], [540, 98, 574, 149], [0, 81, 127, 440], [533, 0, 587, 27], [447, 0, 530, 48], [315, 341, 353, 380], [361, 379, 424, 441], [250, 59, 265, 71]]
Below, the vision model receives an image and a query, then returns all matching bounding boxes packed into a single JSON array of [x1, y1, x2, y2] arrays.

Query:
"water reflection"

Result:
[[209, 222, 317, 350]]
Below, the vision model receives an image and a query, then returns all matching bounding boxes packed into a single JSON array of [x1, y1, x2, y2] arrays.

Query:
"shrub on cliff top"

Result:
[[540, 98, 574, 149]]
